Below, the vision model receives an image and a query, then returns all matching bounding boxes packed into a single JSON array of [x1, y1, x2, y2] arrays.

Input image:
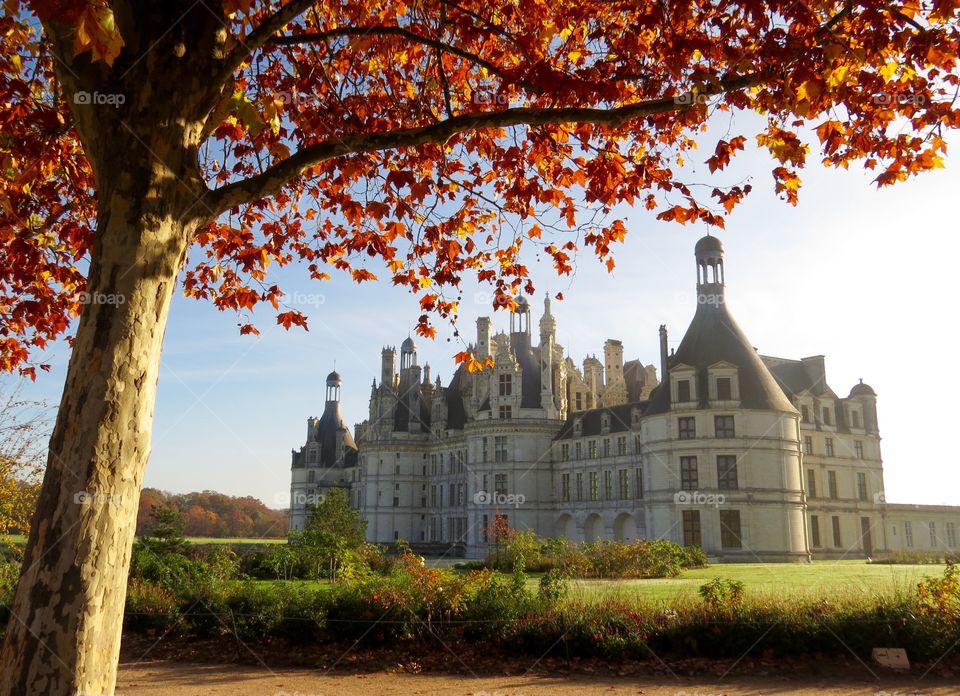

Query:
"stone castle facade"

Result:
[[290, 236, 960, 561]]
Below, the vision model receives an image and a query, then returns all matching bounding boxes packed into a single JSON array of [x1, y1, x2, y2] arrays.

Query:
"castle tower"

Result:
[[381, 346, 396, 387], [476, 317, 492, 360]]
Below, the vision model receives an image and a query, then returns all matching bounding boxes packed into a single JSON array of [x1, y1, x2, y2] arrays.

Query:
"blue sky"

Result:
[[6, 116, 959, 510]]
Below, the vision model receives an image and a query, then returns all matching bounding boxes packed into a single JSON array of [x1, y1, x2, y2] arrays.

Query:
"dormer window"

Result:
[[716, 377, 732, 401], [573, 417, 582, 436], [822, 406, 832, 426], [707, 363, 739, 403], [498, 373, 513, 396], [801, 405, 811, 423], [677, 379, 691, 402], [850, 410, 861, 429], [601, 413, 611, 433], [631, 407, 641, 425]]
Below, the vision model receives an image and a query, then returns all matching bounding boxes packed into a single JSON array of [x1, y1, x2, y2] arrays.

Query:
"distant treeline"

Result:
[[136, 488, 287, 539]]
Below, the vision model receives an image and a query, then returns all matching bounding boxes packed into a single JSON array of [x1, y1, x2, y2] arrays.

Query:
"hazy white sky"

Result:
[[7, 114, 959, 510]]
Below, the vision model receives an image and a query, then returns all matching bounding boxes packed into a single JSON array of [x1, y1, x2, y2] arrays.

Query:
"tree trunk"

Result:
[[0, 181, 192, 695]]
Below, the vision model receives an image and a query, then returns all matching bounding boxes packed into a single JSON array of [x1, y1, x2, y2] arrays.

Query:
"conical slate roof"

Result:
[[646, 295, 796, 415]]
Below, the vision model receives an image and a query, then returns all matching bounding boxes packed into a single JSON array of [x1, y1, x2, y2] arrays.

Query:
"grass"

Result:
[[4, 535, 285, 547], [184, 537, 285, 545], [547, 560, 947, 603], [247, 560, 948, 605]]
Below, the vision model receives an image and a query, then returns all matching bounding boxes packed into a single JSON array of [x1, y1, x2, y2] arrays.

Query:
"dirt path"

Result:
[[117, 661, 960, 695]]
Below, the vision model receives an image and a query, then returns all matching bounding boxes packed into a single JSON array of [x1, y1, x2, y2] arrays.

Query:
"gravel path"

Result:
[[117, 661, 960, 695]]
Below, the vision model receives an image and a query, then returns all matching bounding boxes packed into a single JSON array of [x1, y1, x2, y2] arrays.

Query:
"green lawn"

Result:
[[4, 535, 285, 546], [548, 560, 946, 603], [184, 537, 285, 545], [249, 560, 947, 605]]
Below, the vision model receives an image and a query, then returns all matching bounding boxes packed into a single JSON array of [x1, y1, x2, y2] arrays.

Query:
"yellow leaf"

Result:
[[826, 65, 849, 88]]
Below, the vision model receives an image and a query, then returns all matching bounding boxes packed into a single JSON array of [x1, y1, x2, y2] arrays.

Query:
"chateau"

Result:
[[290, 236, 960, 561]]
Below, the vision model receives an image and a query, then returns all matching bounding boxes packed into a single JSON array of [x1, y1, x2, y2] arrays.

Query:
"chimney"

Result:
[[659, 325, 669, 388]]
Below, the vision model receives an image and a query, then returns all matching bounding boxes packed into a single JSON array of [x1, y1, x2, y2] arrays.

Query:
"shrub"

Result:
[[538, 569, 569, 604], [223, 582, 287, 640], [125, 579, 182, 633], [917, 562, 960, 623], [129, 542, 213, 588], [0, 562, 19, 623], [699, 577, 745, 611]]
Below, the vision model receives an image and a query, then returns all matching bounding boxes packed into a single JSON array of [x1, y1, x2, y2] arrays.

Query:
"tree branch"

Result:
[[205, 73, 759, 218], [270, 25, 531, 91], [220, 0, 319, 81]]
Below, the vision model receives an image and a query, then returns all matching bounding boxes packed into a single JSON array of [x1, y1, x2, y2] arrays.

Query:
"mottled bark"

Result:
[[0, 3, 226, 693]]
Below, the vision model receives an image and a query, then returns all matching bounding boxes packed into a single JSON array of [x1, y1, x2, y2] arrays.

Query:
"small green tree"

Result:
[[139, 503, 187, 557], [298, 487, 368, 579], [302, 487, 367, 549]]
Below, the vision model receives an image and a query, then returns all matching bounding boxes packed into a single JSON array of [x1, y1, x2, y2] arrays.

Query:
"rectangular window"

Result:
[[905, 521, 914, 548], [589, 472, 599, 501], [575, 442, 582, 460], [680, 456, 699, 490], [851, 410, 861, 428], [617, 436, 627, 456], [494, 473, 507, 495], [682, 510, 702, 547], [716, 377, 732, 401], [575, 393, 582, 410], [677, 379, 692, 402], [499, 405, 512, 419], [576, 472, 584, 501], [822, 406, 832, 426], [498, 373, 512, 396], [482, 514, 489, 543], [720, 510, 742, 549], [832, 516, 842, 547], [618, 469, 629, 499], [393, 496, 400, 508], [603, 438, 611, 457], [482, 437, 488, 463], [588, 440, 597, 459], [804, 436, 813, 455], [929, 522, 937, 547], [801, 405, 810, 423], [807, 469, 817, 498], [857, 472, 868, 501], [560, 443, 569, 461], [825, 438, 834, 457], [947, 522, 957, 548], [810, 515, 821, 547], [494, 436, 508, 463], [717, 455, 739, 490], [561, 473, 571, 502], [828, 471, 838, 499], [714, 415, 736, 438], [855, 441, 864, 459], [678, 417, 696, 440], [635, 467, 644, 499], [603, 470, 613, 500]]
